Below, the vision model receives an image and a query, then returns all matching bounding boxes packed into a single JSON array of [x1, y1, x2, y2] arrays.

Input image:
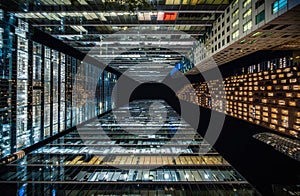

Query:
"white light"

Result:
[[110, 12, 117, 16], [144, 173, 149, 179], [164, 173, 169, 179], [185, 174, 189, 179], [204, 174, 209, 179]]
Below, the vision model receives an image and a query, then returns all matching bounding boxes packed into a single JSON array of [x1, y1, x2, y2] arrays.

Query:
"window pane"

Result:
[[256, 10, 265, 24]]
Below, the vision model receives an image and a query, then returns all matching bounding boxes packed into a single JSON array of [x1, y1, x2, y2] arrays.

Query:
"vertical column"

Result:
[[27, 38, 33, 145], [95, 69, 103, 116], [43, 46, 51, 138], [52, 50, 59, 135], [15, 19, 29, 150], [66, 56, 72, 129], [71, 57, 77, 127], [32, 42, 42, 143], [59, 53, 66, 132]]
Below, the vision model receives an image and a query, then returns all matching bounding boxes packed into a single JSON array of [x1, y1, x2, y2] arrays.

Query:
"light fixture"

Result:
[[164, 173, 169, 179]]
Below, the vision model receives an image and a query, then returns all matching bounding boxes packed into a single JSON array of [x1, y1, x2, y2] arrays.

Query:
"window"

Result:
[[232, 0, 238, 8], [243, 20, 252, 32], [222, 22, 224, 27], [227, 17, 230, 22], [243, 0, 251, 7], [227, 35, 230, 43], [222, 30, 224, 36], [256, 10, 265, 24], [243, 8, 252, 19], [232, 30, 239, 39], [222, 39, 225, 46], [232, 9, 239, 18], [232, 19, 239, 28], [255, 0, 265, 9], [272, 0, 287, 14], [227, 26, 230, 32]]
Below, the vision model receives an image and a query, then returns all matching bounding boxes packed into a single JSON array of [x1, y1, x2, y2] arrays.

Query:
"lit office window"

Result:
[[243, 20, 252, 32], [272, 0, 287, 14], [60, 54, 66, 132], [256, 10, 265, 24], [232, 9, 239, 18], [44, 47, 51, 138], [232, 19, 239, 28], [243, 8, 252, 19], [32, 42, 42, 143], [243, 0, 251, 7], [232, 29, 239, 39], [16, 19, 29, 149], [232, 0, 238, 7]]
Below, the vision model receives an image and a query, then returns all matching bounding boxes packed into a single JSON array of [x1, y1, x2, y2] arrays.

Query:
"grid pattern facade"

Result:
[[177, 56, 300, 138], [0, 14, 117, 158], [0, 100, 257, 195]]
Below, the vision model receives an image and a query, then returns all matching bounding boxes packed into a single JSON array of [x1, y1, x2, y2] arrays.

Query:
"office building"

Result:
[[0, 0, 299, 195]]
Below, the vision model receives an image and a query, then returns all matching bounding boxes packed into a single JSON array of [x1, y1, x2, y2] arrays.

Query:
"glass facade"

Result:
[[272, 0, 288, 14], [32, 42, 42, 144], [103, 71, 117, 112], [0, 14, 118, 158], [255, 10, 265, 24], [0, 100, 258, 195], [16, 20, 29, 150]]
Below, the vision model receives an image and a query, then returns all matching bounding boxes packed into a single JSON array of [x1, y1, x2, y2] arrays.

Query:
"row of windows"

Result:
[[212, 34, 231, 53], [211, 0, 287, 53], [233, 0, 265, 9], [214, 11, 263, 45]]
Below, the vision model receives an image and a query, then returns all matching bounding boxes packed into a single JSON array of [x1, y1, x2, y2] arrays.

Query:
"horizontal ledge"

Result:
[[33, 24, 212, 27]]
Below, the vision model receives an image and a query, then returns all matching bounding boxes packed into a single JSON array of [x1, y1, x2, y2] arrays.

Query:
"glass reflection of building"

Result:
[[0, 100, 258, 195]]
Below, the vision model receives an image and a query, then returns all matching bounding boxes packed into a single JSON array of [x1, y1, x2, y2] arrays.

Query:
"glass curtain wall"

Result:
[[32, 42, 42, 144], [104, 71, 117, 112], [0, 11, 15, 157], [0, 12, 118, 158]]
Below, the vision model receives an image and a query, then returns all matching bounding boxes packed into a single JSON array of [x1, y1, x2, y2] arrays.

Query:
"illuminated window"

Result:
[[243, 0, 251, 7], [272, 0, 287, 14], [163, 12, 177, 20], [243, 8, 252, 19], [232, 19, 239, 28], [232, 9, 239, 18], [232, 29, 239, 39], [243, 20, 252, 32], [232, 0, 238, 7]]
